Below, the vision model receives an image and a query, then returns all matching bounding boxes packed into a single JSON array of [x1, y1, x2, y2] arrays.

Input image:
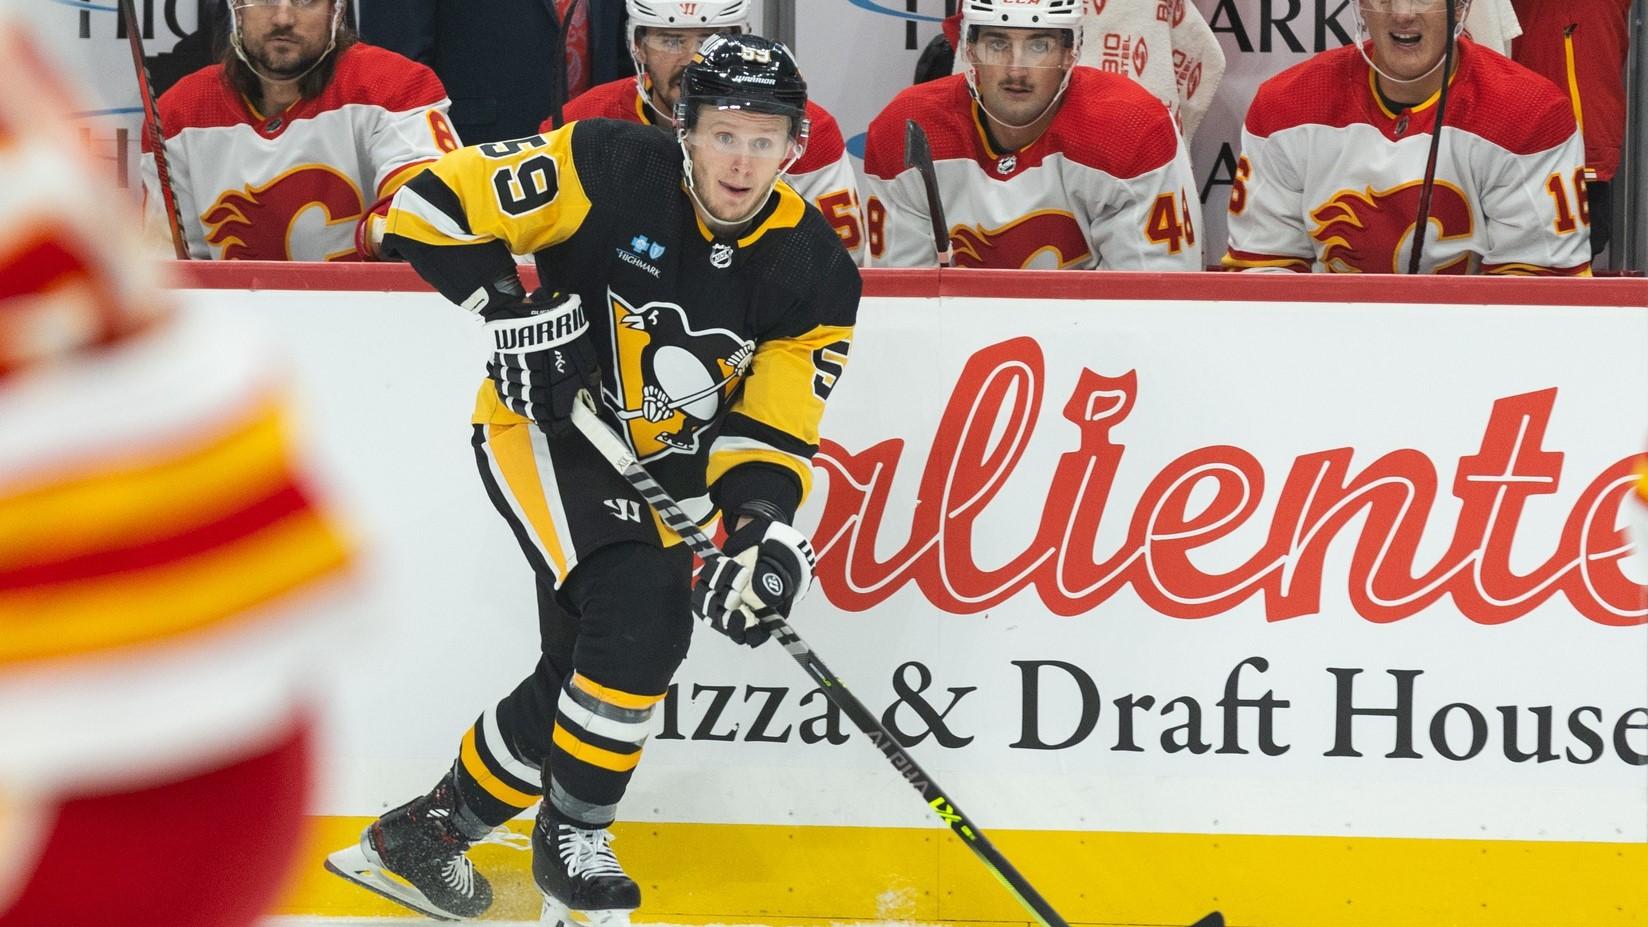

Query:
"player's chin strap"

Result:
[[226, 0, 345, 87], [1351, 0, 1471, 89], [564, 391, 1218, 927], [960, 27, 1080, 133], [639, 79, 675, 127], [676, 130, 807, 237], [964, 66, 1074, 132]]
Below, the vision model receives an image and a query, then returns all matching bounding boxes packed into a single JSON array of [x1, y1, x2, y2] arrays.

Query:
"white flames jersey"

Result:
[[556, 77, 866, 265], [1224, 39, 1591, 275], [862, 69, 1202, 270], [1, 14, 353, 789], [141, 43, 459, 261]]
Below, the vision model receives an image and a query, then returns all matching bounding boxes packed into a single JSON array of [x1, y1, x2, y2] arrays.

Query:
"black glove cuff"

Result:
[[713, 462, 801, 527]]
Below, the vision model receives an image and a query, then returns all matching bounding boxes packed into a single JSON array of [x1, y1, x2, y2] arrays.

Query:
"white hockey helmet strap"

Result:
[[959, 1, 1083, 132], [675, 34, 808, 234], [226, 0, 346, 87], [678, 129, 804, 236], [1350, 0, 1472, 87]]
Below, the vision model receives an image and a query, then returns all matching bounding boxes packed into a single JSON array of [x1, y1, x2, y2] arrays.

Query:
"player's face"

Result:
[[635, 28, 725, 113], [1362, 0, 1455, 85], [238, 0, 334, 79], [686, 108, 794, 223], [967, 28, 1074, 127]]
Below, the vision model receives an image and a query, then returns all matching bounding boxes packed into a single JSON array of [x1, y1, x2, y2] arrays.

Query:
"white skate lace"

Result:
[[559, 826, 626, 878], [427, 812, 530, 898], [439, 855, 477, 896]]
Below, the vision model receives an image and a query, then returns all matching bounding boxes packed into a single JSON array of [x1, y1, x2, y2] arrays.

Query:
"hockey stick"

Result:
[[1406, 0, 1457, 274], [904, 118, 954, 267], [117, 0, 188, 260], [569, 395, 1224, 927], [547, 0, 584, 128]]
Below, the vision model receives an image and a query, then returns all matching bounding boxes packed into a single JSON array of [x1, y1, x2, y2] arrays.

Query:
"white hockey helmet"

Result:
[[626, 0, 751, 29], [959, 0, 1085, 130], [959, 0, 1085, 29]]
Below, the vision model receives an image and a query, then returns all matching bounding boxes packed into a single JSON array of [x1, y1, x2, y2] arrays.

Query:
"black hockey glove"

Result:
[[483, 291, 600, 437], [690, 519, 816, 648]]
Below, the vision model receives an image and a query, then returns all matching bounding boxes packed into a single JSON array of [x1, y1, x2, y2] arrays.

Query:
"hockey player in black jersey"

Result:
[[323, 34, 859, 926]]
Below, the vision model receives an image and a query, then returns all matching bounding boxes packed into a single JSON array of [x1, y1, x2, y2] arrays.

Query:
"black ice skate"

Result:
[[532, 805, 640, 927], [324, 775, 499, 920]]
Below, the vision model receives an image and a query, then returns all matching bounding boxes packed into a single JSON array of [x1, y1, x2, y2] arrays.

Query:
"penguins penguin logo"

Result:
[[604, 289, 753, 460]]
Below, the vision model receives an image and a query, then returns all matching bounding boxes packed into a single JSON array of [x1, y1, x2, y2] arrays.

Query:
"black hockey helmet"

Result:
[[675, 33, 809, 137]]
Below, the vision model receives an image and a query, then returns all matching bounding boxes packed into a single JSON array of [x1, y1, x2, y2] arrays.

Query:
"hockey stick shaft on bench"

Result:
[[570, 398, 1223, 927], [904, 119, 953, 268], [117, 0, 188, 260]]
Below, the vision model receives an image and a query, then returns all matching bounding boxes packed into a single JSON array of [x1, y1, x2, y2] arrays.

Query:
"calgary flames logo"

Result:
[[201, 164, 365, 261], [1310, 180, 1474, 274], [604, 289, 752, 461], [950, 210, 1091, 269]]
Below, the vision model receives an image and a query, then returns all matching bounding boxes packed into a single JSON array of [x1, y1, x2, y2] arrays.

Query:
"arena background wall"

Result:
[[178, 264, 1648, 926], [45, 0, 1640, 271]]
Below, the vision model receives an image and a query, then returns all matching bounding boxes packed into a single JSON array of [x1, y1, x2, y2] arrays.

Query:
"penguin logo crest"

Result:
[[603, 289, 753, 461]]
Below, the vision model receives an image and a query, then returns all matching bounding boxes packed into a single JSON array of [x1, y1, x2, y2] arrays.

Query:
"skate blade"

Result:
[[539, 894, 632, 927], [324, 842, 459, 922]]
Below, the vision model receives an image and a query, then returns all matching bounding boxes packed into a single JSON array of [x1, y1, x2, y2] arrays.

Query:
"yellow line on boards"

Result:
[[278, 816, 1645, 925]]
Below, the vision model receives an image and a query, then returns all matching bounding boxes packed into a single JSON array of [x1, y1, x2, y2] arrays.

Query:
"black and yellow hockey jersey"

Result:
[[383, 118, 860, 522]]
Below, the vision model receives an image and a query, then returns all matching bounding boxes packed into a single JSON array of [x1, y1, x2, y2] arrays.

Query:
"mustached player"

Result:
[[548, 1, 866, 264], [324, 34, 858, 926], [1222, 0, 1591, 274], [863, 0, 1201, 270], [141, 0, 458, 261]]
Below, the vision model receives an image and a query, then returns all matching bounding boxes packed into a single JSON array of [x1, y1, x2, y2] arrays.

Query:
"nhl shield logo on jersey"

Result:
[[604, 289, 754, 461], [1310, 181, 1475, 274], [949, 209, 1092, 269], [201, 164, 366, 261]]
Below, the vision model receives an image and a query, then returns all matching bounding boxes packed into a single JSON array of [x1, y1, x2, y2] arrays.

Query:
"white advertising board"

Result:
[[177, 270, 1648, 848]]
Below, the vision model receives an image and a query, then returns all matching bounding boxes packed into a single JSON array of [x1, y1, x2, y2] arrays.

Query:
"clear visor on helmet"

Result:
[[1357, 0, 1450, 13], [684, 107, 798, 163], [231, 0, 328, 10], [967, 30, 1071, 69], [638, 27, 732, 56]]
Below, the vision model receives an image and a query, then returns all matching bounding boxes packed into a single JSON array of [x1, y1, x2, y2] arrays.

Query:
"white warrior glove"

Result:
[[691, 520, 816, 648]]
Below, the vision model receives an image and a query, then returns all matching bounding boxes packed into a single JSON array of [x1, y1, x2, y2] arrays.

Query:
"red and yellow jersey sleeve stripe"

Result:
[[0, 396, 353, 667]]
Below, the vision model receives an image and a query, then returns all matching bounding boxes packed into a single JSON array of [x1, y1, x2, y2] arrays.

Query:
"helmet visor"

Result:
[[967, 29, 1072, 68], [684, 108, 797, 163], [231, 0, 329, 9], [1358, 0, 1451, 12], [638, 27, 732, 56]]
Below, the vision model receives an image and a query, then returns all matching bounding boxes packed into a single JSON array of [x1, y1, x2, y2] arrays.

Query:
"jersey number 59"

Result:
[[492, 155, 559, 217]]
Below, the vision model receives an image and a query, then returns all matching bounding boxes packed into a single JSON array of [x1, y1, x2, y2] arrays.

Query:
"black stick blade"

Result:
[[902, 118, 953, 268], [1189, 912, 1225, 927], [903, 117, 931, 171]]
